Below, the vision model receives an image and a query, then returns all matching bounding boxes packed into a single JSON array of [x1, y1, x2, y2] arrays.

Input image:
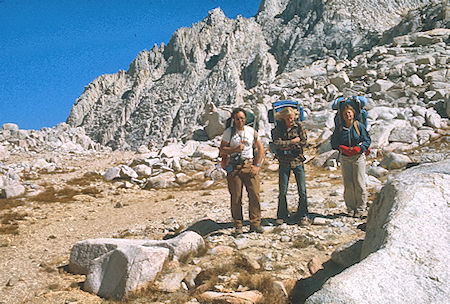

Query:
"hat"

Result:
[[275, 107, 299, 120]]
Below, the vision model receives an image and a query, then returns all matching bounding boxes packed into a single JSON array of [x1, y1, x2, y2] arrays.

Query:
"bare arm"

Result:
[[253, 139, 265, 166], [219, 140, 243, 155]]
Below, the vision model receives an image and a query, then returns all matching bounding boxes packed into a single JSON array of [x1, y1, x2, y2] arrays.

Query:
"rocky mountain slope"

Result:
[[66, 0, 448, 150], [1, 1, 449, 303]]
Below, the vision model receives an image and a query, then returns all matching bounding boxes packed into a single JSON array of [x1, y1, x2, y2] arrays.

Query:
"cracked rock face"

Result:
[[67, 8, 276, 150], [66, 0, 445, 150]]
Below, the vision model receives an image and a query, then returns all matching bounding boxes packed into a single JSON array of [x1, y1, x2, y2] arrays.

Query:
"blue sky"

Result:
[[0, 0, 261, 130]]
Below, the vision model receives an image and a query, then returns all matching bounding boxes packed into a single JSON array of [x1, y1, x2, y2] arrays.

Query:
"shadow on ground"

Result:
[[290, 260, 346, 303]]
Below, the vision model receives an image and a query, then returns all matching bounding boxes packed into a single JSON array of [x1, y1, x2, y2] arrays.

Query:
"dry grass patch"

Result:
[[190, 256, 287, 303], [0, 211, 28, 235], [0, 197, 24, 211], [110, 286, 192, 304], [237, 271, 287, 304], [31, 179, 102, 204], [32, 186, 79, 204], [66, 172, 103, 187]]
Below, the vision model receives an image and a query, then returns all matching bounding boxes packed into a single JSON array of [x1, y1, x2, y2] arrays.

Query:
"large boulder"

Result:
[[306, 159, 450, 304], [69, 231, 205, 299], [0, 182, 25, 199], [380, 152, 412, 170], [84, 245, 170, 299]]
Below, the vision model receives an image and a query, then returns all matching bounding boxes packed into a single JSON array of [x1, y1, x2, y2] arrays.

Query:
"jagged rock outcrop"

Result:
[[66, 0, 447, 150], [256, 0, 433, 71], [0, 122, 107, 153], [67, 8, 276, 149]]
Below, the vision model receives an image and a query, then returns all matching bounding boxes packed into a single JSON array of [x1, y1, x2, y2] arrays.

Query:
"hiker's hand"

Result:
[[235, 144, 245, 152], [347, 146, 361, 156], [291, 137, 300, 144], [250, 165, 260, 176], [339, 145, 350, 154], [352, 146, 361, 154]]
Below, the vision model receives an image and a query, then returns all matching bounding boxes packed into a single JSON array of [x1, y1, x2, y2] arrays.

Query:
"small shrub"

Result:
[[237, 272, 287, 304]]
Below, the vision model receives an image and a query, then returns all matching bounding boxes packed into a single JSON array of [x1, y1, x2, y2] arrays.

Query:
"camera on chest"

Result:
[[225, 153, 243, 172]]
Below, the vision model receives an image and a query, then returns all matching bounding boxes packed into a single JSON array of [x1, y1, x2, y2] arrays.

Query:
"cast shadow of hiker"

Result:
[[184, 218, 234, 236], [167, 217, 285, 239]]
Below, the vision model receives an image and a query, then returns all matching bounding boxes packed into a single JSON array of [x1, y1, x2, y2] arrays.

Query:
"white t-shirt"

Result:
[[222, 125, 259, 159]]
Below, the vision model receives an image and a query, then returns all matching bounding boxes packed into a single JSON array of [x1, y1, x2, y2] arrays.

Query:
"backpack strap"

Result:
[[353, 120, 360, 136]]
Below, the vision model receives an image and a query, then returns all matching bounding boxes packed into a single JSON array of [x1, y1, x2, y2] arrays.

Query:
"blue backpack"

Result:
[[332, 96, 368, 135]]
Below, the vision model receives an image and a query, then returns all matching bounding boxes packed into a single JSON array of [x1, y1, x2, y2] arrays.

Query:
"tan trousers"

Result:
[[226, 163, 261, 227], [340, 153, 367, 212]]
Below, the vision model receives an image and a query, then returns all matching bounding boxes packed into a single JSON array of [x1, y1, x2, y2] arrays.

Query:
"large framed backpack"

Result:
[[268, 100, 304, 124], [268, 100, 304, 159], [332, 96, 368, 136]]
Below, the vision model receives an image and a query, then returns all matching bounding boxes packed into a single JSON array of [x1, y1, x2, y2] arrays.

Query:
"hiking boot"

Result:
[[275, 219, 284, 226], [249, 225, 264, 234], [299, 216, 310, 226], [234, 227, 243, 235], [352, 210, 366, 219]]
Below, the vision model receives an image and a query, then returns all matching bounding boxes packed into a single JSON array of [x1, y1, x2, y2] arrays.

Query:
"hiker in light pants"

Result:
[[340, 153, 367, 214], [331, 104, 371, 217]]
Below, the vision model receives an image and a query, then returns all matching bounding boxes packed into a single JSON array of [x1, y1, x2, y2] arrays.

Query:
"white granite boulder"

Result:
[[84, 245, 170, 299], [306, 160, 450, 304], [380, 152, 412, 170], [69, 231, 205, 300], [0, 182, 25, 199]]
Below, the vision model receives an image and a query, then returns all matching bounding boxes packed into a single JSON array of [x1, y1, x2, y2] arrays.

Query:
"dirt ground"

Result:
[[0, 150, 367, 304]]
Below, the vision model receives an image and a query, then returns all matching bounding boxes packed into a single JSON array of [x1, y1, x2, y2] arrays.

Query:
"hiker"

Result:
[[219, 108, 265, 234], [272, 106, 309, 226], [331, 104, 371, 218]]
